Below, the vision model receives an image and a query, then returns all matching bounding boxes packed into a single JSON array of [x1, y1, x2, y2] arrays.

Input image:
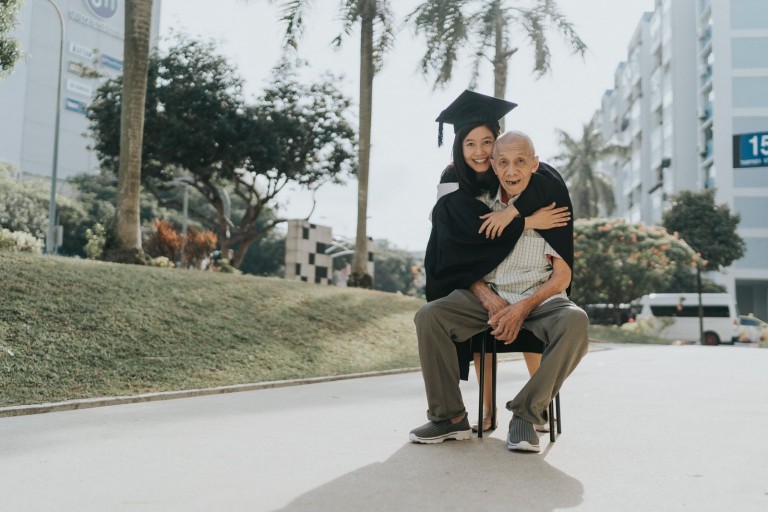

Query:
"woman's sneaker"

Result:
[[409, 415, 472, 444]]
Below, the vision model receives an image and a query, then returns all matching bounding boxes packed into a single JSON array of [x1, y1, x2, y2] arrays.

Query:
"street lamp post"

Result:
[[43, 0, 65, 254]]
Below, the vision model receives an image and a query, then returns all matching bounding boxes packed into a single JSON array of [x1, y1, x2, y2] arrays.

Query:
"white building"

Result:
[[597, 0, 768, 319], [284, 219, 375, 286], [0, 0, 162, 182]]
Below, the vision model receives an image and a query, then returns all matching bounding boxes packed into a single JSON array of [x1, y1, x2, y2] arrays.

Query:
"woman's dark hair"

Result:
[[449, 122, 501, 197]]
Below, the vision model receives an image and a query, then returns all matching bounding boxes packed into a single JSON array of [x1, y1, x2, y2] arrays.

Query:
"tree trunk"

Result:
[[492, 5, 508, 131], [349, 1, 374, 289], [106, 0, 153, 265]]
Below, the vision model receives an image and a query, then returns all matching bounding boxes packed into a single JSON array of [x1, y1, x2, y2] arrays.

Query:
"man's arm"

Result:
[[488, 257, 571, 343], [469, 279, 508, 317]]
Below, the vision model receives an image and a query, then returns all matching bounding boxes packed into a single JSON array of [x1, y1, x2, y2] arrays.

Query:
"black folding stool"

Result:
[[477, 329, 561, 442]]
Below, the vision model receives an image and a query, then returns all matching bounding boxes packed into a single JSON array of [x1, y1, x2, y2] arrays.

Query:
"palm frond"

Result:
[[537, 0, 587, 57], [332, 0, 360, 48], [372, 1, 396, 72], [270, 0, 315, 49], [406, 0, 472, 88]]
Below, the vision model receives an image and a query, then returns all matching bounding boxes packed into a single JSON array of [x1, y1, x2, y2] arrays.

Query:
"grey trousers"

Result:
[[414, 289, 589, 425]]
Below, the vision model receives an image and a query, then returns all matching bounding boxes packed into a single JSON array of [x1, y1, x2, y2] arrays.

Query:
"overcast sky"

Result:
[[159, 0, 655, 252]]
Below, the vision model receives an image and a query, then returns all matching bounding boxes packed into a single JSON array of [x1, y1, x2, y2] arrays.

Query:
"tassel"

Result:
[[438, 122, 444, 147]]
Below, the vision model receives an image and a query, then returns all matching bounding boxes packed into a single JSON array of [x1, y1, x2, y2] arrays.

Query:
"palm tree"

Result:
[[407, 0, 586, 130], [105, 0, 154, 264], [553, 117, 627, 219], [268, 0, 395, 288]]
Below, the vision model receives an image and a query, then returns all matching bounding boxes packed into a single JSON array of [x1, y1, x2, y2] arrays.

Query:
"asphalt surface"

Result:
[[1, 342, 767, 512]]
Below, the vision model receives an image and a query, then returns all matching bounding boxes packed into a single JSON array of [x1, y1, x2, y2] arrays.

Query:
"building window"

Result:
[[302, 227, 309, 239], [295, 263, 301, 275], [309, 253, 315, 265], [731, 0, 768, 30], [732, 38, 768, 68]]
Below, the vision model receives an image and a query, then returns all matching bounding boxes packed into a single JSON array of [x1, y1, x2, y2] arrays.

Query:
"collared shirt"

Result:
[[479, 188, 567, 306]]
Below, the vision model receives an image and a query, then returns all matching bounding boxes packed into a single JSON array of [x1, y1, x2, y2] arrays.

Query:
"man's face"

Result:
[[461, 125, 496, 174], [491, 138, 539, 198]]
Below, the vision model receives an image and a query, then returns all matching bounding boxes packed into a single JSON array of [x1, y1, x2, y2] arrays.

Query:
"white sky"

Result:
[[159, 0, 655, 252]]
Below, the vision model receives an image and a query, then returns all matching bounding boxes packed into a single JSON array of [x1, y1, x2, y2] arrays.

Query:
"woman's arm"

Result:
[[524, 203, 571, 230], [478, 206, 519, 239]]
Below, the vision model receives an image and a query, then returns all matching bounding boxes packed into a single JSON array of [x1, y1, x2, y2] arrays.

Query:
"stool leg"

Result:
[[491, 334, 497, 431], [556, 393, 562, 434], [478, 333, 486, 439], [549, 399, 555, 443]]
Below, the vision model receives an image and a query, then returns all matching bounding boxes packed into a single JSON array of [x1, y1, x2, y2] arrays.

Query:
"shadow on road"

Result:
[[278, 437, 583, 512]]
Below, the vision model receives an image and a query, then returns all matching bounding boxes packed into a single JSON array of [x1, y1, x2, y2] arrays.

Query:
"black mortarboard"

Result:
[[435, 90, 518, 146]]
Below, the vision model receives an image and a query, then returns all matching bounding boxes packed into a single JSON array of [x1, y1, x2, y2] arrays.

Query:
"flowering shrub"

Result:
[[183, 227, 217, 269], [572, 218, 698, 309], [0, 228, 44, 254], [144, 220, 182, 261]]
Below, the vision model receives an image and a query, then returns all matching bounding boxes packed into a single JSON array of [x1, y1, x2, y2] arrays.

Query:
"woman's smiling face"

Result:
[[462, 125, 496, 174]]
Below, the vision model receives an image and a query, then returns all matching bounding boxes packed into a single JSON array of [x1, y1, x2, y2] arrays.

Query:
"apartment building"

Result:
[[597, 0, 768, 319], [0, 0, 162, 182]]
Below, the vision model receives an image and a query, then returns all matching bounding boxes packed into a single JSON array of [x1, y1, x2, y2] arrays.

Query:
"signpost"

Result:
[[733, 131, 768, 168]]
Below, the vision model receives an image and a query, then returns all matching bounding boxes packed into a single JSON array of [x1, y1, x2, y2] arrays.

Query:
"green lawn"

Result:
[[0, 252, 424, 406]]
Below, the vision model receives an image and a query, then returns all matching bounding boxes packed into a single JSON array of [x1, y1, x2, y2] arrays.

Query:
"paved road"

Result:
[[1, 343, 767, 511]]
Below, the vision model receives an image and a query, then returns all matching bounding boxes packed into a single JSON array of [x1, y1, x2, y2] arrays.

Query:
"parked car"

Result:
[[635, 293, 739, 345], [737, 315, 768, 342]]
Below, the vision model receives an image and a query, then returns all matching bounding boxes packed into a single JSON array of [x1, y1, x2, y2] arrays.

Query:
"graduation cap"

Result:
[[435, 90, 517, 146]]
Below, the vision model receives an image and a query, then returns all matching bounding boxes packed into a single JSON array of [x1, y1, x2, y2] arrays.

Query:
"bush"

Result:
[[84, 218, 111, 260], [0, 228, 43, 254], [148, 256, 175, 268], [145, 219, 182, 261], [184, 227, 217, 269]]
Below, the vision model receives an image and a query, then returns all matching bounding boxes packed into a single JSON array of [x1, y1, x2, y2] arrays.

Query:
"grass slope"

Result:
[[0, 253, 424, 406]]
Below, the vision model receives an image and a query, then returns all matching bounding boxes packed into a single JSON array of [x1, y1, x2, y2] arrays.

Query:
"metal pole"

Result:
[[43, 0, 64, 254], [182, 185, 189, 236]]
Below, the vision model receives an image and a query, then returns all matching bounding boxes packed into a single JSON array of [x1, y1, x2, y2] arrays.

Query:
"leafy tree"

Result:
[[268, 0, 395, 288], [237, 223, 286, 277], [553, 117, 627, 218], [572, 218, 701, 324], [662, 189, 745, 341], [0, 0, 23, 76], [0, 165, 91, 257], [88, 37, 357, 268], [108, 0, 154, 264], [372, 239, 420, 295], [407, 0, 585, 128], [662, 189, 745, 272]]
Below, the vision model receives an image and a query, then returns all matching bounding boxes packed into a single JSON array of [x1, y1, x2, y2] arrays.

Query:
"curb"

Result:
[[0, 367, 421, 418], [1, 344, 607, 418]]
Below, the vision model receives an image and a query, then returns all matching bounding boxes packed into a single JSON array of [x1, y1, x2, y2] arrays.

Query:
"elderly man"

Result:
[[410, 131, 589, 453]]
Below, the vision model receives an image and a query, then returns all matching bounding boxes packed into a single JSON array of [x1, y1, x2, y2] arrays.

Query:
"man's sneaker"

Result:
[[507, 416, 540, 452], [409, 414, 472, 444]]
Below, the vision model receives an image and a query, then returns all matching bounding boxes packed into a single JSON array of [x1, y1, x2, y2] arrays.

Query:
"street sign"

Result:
[[733, 131, 768, 168]]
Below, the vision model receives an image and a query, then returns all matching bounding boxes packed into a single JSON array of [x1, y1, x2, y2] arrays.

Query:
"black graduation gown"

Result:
[[424, 162, 574, 380]]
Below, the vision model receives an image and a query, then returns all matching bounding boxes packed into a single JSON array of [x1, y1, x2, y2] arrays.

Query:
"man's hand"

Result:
[[489, 302, 532, 343], [489, 257, 571, 343]]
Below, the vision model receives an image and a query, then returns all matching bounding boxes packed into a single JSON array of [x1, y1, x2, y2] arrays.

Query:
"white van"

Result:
[[636, 293, 739, 345]]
